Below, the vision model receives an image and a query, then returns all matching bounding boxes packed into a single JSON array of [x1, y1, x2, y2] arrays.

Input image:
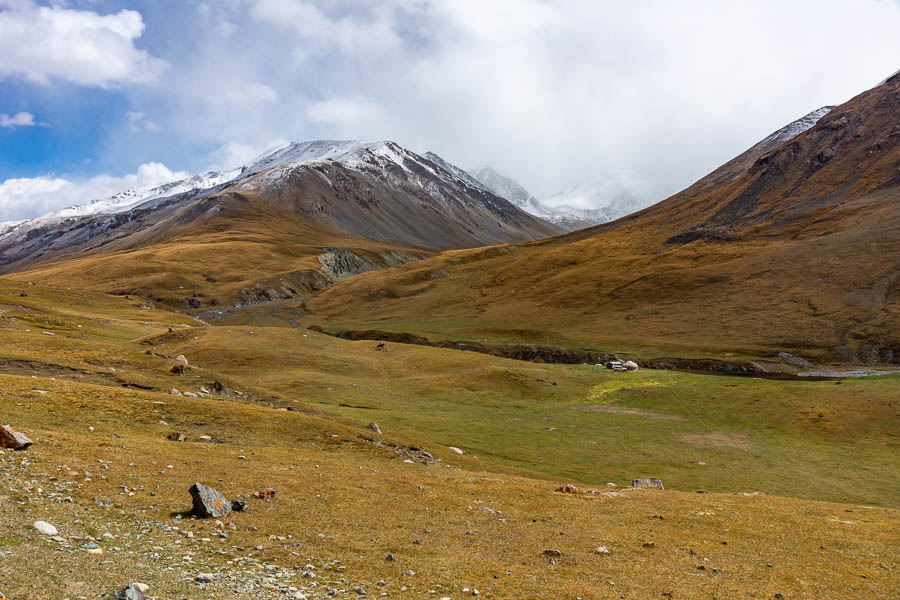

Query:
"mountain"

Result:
[[0, 140, 560, 308], [467, 165, 656, 231], [304, 72, 900, 364]]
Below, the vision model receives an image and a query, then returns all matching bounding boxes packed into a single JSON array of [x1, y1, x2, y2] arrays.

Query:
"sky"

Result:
[[1, 0, 899, 222]]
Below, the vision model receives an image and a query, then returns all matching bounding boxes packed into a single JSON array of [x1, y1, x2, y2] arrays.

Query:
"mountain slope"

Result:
[[304, 74, 900, 364], [0, 141, 560, 308]]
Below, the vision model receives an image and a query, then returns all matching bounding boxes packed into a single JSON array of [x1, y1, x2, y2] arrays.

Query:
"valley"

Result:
[[0, 48, 897, 600]]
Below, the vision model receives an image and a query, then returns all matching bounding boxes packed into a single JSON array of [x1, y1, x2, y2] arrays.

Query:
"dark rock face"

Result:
[[633, 477, 664, 490], [0, 425, 33, 450], [189, 483, 232, 518]]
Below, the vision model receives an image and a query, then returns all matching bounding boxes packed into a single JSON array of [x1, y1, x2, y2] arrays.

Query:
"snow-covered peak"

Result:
[[43, 169, 239, 221], [756, 106, 834, 149], [467, 166, 535, 207], [240, 140, 415, 178]]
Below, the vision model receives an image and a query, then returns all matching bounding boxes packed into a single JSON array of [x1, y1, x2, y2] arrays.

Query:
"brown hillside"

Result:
[[304, 74, 900, 363]]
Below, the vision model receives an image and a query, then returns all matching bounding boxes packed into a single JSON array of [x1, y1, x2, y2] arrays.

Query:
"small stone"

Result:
[[404, 570, 415, 576], [385, 554, 395, 561], [368, 422, 382, 434], [252, 488, 276, 501], [231, 500, 247, 512], [0, 425, 34, 450], [448, 446, 464, 454], [595, 545, 610, 554], [632, 477, 664, 490], [174, 355, 189, 366], [543, 549, 561, 557], [198, 435, 212, 442], [169, 389, 181, 396], [34, 521, 58, 535], [642, 541, 656, 548]]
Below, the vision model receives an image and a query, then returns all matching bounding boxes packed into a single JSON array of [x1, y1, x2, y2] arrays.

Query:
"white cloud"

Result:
[[207, 139, 290, 171], [0, 163, 189, 222], [307, 97, 385, 127], [125, 111, 159, 133], [0, 1, 166, 87], [0, 111, 35, 127]]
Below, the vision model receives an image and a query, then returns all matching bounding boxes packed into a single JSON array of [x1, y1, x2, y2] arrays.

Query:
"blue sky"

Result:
[[1, 0, 899, 221]]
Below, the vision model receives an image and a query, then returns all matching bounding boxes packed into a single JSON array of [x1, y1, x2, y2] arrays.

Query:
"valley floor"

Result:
[[0, 279, 898, 598]]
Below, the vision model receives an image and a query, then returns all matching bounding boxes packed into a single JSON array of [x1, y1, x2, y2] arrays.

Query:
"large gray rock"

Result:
[[633, 477, 664, 490], [113, 584, 145, 600], [0, 425, 33, 450], [189, 483, 232, 518]]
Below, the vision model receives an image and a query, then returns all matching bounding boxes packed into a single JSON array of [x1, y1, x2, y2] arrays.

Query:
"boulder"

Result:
[[368, 422, 382, 434], [0, 425, 33, 450], [174, 355, 189, 366], [189, 483, 232, 518], [623, 360, 639, 371], [171, 364, 186, 375], [633, 477, 664, 490], [34, 520, 58, 535], [231, 500, 248, 512], [113, 584, 145, 600]]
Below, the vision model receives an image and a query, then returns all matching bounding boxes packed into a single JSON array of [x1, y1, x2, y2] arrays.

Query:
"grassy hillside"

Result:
[[1, 279, 898, 598], [303, 75, 900, 363]]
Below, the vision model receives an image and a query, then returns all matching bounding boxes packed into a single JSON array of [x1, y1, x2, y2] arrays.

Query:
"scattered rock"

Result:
[[0, 425, 34, 450], [633, 477, 664, 490], [253, 488, 276, 501], [368, 422, 382, 434], [113, 583, 146, 600], [231, 500, 247, 512], [555, 484, 578, 494], [189, 483, 232, 518], [34, 520, 58, 536]]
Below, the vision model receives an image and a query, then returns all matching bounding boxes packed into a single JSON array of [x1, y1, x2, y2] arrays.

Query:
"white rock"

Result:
[[448, 446, 464, 455], [34, 520, 58, 536], [174, 355, 189, 366]]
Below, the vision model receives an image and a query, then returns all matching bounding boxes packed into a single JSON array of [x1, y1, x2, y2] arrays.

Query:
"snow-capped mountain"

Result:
[[0, 140, 560, 275], [44, 169, 240, 221], [466, 166, 655, 231]]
